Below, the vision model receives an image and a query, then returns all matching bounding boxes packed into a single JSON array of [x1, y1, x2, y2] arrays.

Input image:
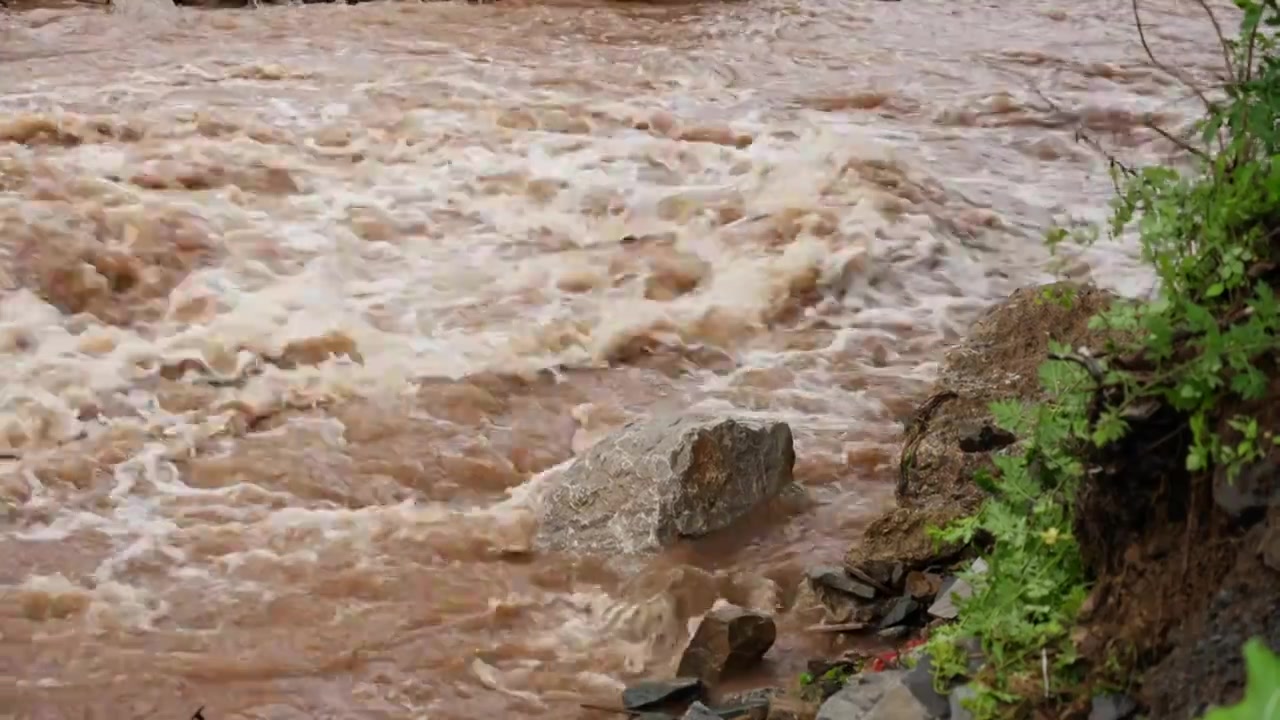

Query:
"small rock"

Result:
[[957, 421, 1017, 453], [808, 565, 877, 600], [536, 415, 795, 555], [927, 577, 974, 620], [903, 654, 951, 718], [878, 597, 920, 629], [891, 563, 907, 588], [846, 563, 895, 593], [904, 572, 943, 600], [1089, 693, 1138, 720], [685, 702, 723, 720], [623, 678, 705, 711], [877, 626, 910, 640], [816, 671, 931, 720], [678, 604, 777, 684], [949, 684, 977, 720], [866, 684, 933, 720]]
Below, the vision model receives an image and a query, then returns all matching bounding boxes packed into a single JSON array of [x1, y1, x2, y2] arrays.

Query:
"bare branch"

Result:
[[1142, 116, 1211, 161], [1193, 0, 1238, 81], [1132, 0, 1218, 116]]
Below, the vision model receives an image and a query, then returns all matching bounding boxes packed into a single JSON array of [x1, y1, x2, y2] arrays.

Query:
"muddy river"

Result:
[[0, 0, 1229, 717]]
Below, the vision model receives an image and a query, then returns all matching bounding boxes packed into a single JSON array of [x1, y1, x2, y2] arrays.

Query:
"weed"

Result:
[[923, 0, 1280, 717]]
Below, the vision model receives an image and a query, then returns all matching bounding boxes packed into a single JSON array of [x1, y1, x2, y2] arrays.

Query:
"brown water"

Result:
[[0, 0, 1232, 718]]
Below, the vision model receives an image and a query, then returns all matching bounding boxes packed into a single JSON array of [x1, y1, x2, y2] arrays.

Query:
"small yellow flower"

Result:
[[1040, 527, 1061, 546]]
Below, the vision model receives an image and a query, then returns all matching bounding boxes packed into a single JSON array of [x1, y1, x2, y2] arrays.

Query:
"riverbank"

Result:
[[827, 1, 1280, 717]]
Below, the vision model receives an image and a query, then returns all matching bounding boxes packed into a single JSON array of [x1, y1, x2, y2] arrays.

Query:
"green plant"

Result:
[[924, 356, 1094, 714], [923, 0, 1280, 716], [1202, 639, 1280, 720]]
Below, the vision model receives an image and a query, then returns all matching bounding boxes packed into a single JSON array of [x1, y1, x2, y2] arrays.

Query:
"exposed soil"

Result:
[[845, 280, 1280, 719], [1074, 372, 1280, 719]]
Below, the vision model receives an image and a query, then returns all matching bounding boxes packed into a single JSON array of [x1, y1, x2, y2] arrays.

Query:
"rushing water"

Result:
[[0, 0, 1232, 717]]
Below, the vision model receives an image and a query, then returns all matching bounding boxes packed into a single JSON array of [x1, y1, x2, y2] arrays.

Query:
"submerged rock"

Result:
[[677, 603, 778, 684], [808, 565, 877, 600], [536, 415, 795, 555]]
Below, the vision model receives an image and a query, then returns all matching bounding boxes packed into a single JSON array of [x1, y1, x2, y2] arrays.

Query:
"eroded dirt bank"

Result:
[[840, 282, 1280, 719]]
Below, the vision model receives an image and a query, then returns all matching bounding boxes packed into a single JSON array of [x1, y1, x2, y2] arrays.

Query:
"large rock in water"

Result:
[[677, 603, 777, 684], [535, 415, 795, 555]]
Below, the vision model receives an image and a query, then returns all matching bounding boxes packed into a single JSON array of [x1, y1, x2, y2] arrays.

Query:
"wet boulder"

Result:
[[535, 415, 795, 555], [677, 603, 778, 685]]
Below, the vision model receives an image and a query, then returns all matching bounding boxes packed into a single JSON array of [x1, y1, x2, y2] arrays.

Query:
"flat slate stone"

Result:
[[623, 678, 704, 711]]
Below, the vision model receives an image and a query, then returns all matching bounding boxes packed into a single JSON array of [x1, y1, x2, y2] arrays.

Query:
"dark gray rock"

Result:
[[808, 565, 877, 600], [957, 421, 1017, 453], [535, 415, 795, 555], [867, 685, 934, 719], [878, 597, 920, 629], [928, 578, 973, 620], [623, 678, 704, 711], [1089, 693, 1138, 720], [816, 671, 933, 720], [677, 604, 777, 684], [949, 684, 977, 720], [684, 702, 723, 720], [877, 626, 910, 640], [903, 654, 951, 718]]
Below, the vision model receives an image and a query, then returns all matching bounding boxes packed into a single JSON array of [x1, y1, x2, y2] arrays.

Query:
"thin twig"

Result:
[[1048, 352, 1107, 385], [1143, 117, 1210, 161], [1193, 0, 1237, 82], [1132, 0, 1218, 116]]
